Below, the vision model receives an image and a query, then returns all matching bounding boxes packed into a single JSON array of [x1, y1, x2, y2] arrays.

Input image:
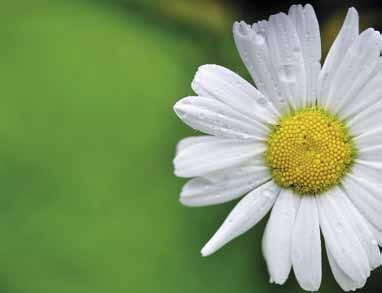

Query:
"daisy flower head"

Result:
[[173, 4, 382, 291]]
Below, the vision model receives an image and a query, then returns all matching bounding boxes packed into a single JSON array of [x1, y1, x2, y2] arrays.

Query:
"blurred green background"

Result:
[[0, 0, 381, 292]]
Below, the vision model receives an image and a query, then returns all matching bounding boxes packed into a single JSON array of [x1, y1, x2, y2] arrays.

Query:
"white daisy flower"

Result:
[[173, 4, 382, 291]]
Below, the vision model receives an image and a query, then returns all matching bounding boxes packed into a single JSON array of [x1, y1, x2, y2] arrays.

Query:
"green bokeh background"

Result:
[[0, 0, 381, 292]]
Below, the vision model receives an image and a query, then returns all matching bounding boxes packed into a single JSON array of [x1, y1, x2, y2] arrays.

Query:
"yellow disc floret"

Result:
[[265, 106, 356, 195]]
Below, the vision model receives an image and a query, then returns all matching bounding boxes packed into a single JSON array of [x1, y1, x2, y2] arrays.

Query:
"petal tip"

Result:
[[298, 281, 321, 292], [173, 161, 187, 178], [173, 97, 192, 117], [233, 20, 252, 37], [304, 3, 313, 10], [269, 274, 289, 285], [173, 100, 183, 115], [173, 168, 181, 178], [200, 245, 213, 257], [179, 196, 194, 207], [347, 7, 359, 18]]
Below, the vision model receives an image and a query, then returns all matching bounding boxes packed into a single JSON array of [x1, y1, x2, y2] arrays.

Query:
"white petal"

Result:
[[317, 190, 369, 283], [352, 160, 382, 182], [326, 248, 366, 291], [265, 12, 307, 110], [348, 166, 382, 246], [191, 64, 279, 124], [174, 96, 269, 140], [335, 186, 382, 270], [354, 127, 382, 149], [175, 135, 213, 156], [318, 7, 359, 106], [233, 12, 307, 112], [349, 169, 382, 202], [180, 165, 271, 207], [366, 224, 382, 246], [262, 189, 300, 284], [288, 4, 321, 105], [340, 60, 382, 119], [233, 21, 285, 112], [348, 100, 382, 136], [174, 136, 265, 178], [201, 181, 280, 256], [342, 174, 382, 231], [325, 29, 382, 114], [291, 196, 321, 291], [358, 145, 382, 163]]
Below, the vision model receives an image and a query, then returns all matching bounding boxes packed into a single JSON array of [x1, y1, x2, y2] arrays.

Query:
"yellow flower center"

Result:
[[265, 106, 356, 195]]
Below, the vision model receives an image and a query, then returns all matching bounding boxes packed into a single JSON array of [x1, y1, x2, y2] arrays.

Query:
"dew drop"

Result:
[[180, 112, 189, 120], [262, 190, 273, 199], [322, 72, 329, 85], [198, 111, 206, 120], [257, 97, 268, 106], [292, 249, 302, 262], [335, 222, 344, 233], [240, 134, 251, 140], [292, 45, 300, 53], [279, 64, 296, 83], [282, 210, 292, 221], [254, 33, 266, 45]]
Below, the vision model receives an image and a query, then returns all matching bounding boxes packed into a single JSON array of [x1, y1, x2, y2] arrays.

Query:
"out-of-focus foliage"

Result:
[[0, 0, 263, 292], [121, 0, 235, 32], [0, 0, 381, 292]]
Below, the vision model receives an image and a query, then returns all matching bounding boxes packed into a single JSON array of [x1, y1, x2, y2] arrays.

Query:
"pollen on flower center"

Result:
[[265, 106, 356, 195]]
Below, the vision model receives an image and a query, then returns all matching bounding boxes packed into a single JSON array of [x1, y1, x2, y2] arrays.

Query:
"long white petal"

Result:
[[348, 100, 382, 136], [342, 174, 382, 231], [340, 59, 382, 119], [292, 196, 321, 291], [233, 21, 285, 112], [317, 190, 369, 283], [366, 224, 382, 246], [358, 145, 382, 164], [288, 4, 321, 105], [180, 165, 271, 207], [191, 64, 279, 124], [262, 189, 300, 284], [174, 96, 269, 140], [352, 159, 382, 183], [325, 28, 381, 114], [265, 12, 307, 110], [335, 186, 382, 270], [348, 166, 382, 201], [201, 181, 280, 256], [175, 135, 213, 156], [174, 136, 265, 178], [354, 127, 382, 150], [233, 12, 307, 112], [318, 7, 358, 106], [326, 248, 366, 291]]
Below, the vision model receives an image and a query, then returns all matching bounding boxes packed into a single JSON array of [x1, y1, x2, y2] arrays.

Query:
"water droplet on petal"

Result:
[[292, 45, 300, 53], [262, 190, 274, 199], [279, 64, 296, 83], [254, 33, 265, 45], [257, 97, 268, 106], [292, 249, 302, 262]]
